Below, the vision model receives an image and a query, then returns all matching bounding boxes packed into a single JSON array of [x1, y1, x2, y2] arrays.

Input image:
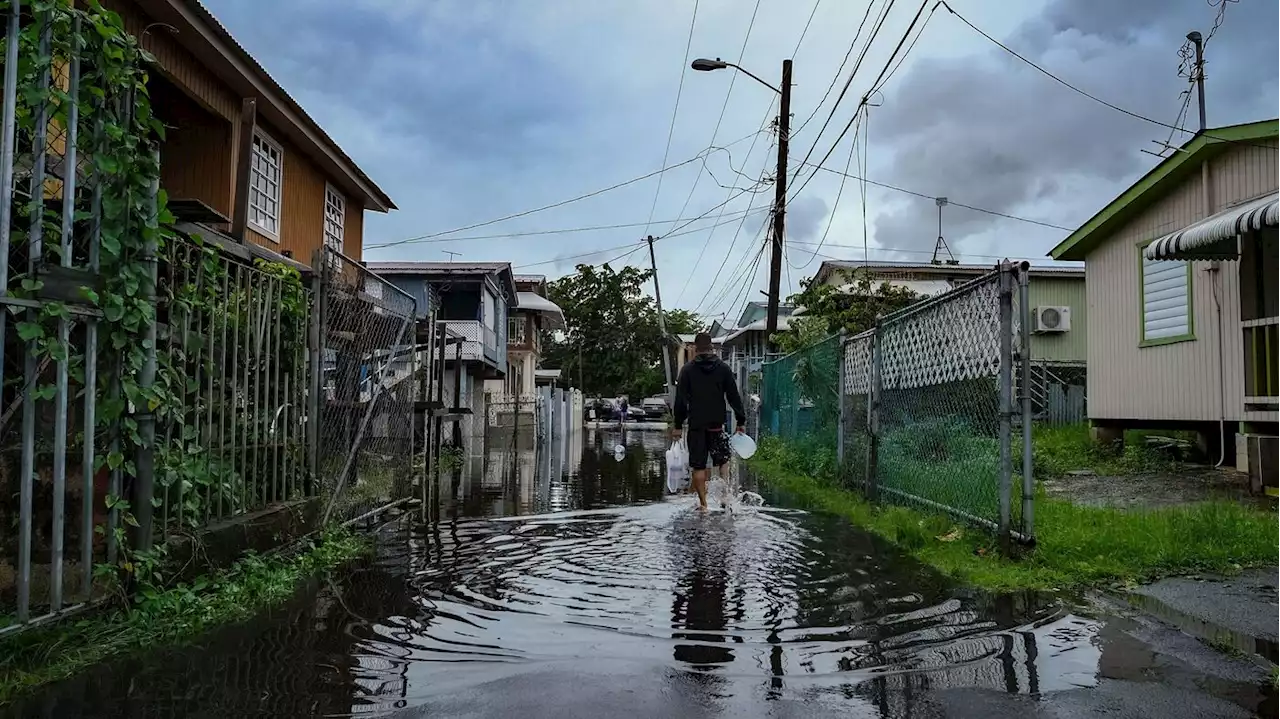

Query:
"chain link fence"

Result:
[[313, 247, 418, 525], [763, 263, 1034, 544]]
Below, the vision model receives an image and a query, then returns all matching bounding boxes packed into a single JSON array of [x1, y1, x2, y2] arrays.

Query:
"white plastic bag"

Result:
[[665, 440, 689, 493]]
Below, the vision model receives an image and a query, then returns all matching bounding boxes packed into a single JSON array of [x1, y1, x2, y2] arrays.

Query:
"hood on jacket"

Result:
[[692, 353, 722, 373]]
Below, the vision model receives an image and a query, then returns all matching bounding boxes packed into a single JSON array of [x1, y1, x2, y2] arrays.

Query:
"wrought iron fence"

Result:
[[763, 262, 1035, 544], [313, 247, 417, 524]]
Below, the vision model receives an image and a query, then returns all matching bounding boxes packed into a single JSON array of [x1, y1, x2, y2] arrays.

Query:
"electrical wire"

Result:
[[366, 204, 769, 249], [665, 0, 763, 237], [791, 0, 824, 57], [688, 172, 771, 312], [866, 0, 939, 99], [793, 0, 878, 137], [370, 131, 763, 248], [719, 242, 769, 322], [799, 161, 1074, 231], [515, 242, 645, 270], [641, 0, 701, 238], [790, 0, 897, 176], [697, 225, 769, 316], [788, 0, 932, 201], [791, 106, 863, 270], [939, 1, 1274, 150]]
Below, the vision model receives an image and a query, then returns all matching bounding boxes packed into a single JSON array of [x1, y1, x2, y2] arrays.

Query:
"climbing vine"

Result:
[[2, 0, 310, 593]]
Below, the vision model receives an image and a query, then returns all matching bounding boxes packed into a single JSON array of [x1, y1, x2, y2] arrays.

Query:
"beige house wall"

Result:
[[1085, 140, 1278, 424]]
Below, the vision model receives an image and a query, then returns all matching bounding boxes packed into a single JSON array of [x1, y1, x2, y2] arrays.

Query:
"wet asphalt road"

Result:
[[5, 430, 1273, 718]]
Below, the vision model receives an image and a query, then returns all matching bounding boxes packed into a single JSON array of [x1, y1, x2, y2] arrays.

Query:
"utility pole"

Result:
[[1187, 31, 1206, 132], [646, 235, 675, 403], [765, 59, 792, 340]]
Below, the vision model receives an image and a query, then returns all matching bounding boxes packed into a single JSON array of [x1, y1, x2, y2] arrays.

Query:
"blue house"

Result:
[[366, 261, 516, 441]]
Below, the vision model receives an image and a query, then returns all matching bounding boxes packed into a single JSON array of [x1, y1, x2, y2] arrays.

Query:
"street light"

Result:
[[691, 57, 792, 340], [690, 57, 781, 95]]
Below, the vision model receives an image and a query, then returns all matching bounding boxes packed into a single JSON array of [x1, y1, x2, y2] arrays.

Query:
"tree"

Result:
[[775, 268, 921, 354], [542, 262, 701, 399]]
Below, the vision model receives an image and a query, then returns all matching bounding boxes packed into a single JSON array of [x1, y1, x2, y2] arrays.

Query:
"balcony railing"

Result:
[[1243, 316, 1278, 406], [439, 319, 502, 366]]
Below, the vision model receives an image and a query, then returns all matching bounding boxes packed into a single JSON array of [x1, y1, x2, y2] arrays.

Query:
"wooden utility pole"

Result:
[[647, 235, 674, 403], [765, 59, 792, 339]]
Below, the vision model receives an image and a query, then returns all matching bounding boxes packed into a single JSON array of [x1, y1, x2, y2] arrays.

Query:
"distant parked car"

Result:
[[626, 405, 646, 421], [587, 398, 617, 421], [641, 396, 668, 419]]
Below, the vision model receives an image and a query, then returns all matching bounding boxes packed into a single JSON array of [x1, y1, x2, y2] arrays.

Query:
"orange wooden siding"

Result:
[[343, 191, 364, 260], [245, 121, 363, 263], [152, 76, 234, 218], [105, 0, 238, 121]]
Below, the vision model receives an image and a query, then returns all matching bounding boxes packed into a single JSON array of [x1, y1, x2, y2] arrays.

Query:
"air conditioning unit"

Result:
[[1032, 306, 1071, 333]]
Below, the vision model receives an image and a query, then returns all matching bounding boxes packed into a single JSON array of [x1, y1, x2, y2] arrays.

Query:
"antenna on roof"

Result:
[[442, 250, 461, 262], [932, 197, 958, 265]]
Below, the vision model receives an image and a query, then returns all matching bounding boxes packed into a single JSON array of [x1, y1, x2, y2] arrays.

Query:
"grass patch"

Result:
[[1032, 423, 1192, 477], [753, 437, 1277, 593], [0, 525, 369, 703]]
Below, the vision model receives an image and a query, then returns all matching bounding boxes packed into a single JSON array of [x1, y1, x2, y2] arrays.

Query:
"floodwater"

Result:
[[5, 431, 1273, 718]]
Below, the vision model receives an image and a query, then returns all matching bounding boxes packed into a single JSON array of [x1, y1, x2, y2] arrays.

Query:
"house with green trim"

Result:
[[1049, 119, 1277, 494]]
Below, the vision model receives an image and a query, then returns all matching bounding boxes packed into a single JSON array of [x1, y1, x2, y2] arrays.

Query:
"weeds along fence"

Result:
[[0, 5, 430, 633], [761, 262, 1035, 544]]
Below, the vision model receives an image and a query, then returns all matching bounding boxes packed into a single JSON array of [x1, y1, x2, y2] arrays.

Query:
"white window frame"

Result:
[[323, 183, 345, 257], [248, 129, 284, 241]]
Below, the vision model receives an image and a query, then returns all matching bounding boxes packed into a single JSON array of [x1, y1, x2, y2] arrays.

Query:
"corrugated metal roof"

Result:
[[366, 261, 511, 275], [814, 259, 1084, 285], [179, 0, 395, 211]]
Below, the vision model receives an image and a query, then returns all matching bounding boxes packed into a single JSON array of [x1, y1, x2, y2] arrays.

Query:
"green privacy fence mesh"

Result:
[[760, 265, 1034, 543]]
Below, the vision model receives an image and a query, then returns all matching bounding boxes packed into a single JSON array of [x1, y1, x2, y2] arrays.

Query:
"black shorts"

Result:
[[687, 428, 732, 470]]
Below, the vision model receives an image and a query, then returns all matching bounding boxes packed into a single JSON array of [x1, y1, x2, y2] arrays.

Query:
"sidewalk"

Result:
[[1126, 566, 1278, 663]]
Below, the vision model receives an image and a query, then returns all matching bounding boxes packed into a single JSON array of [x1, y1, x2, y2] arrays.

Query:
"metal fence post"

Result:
[[307, 251, 324, 493], [1017, 263, 1035, 541], [997, 261, 1014, 550], [132, 149, 161, 551], [836, 328, 848, 471], [867, 323, 882, 500]]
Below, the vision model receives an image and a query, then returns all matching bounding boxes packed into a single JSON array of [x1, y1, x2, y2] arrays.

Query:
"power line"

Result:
[[673, 144, 774, 304], [641, 0, 701, 238], [938, 1, 1274, 150], [791, 0, 897, 175], [369, 131, 762, 248], [791, 0, 824, 57], [366, 205, 768, 249], [793, 0, 878, 137], [666, 0, 763, 237], [799, 160, 1075, 231], [719, 243, 769, 323], [789, 0, 932, 201], [698, 226, 769, 316], [688, 173, 771, 311], [792, 106, 863, 270], [515, 241, 645, 270], [866, 0, 939, 99]]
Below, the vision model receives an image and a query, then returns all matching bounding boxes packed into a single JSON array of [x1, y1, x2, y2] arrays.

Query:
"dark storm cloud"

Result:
[[867, 0, 1278, 255]]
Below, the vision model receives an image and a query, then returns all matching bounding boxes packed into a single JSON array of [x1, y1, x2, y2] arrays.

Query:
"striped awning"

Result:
[[1145, 192, 1278, 261]]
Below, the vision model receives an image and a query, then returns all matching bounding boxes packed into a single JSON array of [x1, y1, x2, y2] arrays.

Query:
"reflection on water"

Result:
[[4, 430, 1268, 718]]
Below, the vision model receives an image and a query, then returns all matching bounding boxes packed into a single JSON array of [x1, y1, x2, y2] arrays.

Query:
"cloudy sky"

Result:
[[205, 0, 1277, 324]]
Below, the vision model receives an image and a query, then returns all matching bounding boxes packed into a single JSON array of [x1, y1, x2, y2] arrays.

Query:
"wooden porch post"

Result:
[[230, 97, 256, 241]]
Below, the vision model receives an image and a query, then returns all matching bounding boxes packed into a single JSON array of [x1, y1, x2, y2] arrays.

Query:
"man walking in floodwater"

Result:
[[672, 333, 746, 510]]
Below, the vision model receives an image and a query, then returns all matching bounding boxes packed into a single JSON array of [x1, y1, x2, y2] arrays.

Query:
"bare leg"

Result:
[[692, 468, 709, 510]]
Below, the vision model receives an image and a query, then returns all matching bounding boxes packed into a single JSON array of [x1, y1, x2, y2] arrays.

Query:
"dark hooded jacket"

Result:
[[673, 353, 746, 431]]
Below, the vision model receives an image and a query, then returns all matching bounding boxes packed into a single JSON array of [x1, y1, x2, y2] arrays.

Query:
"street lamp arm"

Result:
[[690, 57, 782, 95], [725, 63, 782, 95]]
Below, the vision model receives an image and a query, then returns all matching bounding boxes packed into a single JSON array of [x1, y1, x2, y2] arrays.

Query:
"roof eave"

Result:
[[1050, 119, 1279, 261], [154, 0, 396, 212]]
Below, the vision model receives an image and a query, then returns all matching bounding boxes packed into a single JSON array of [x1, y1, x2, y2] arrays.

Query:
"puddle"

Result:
[[4, 430, 1273, 718]]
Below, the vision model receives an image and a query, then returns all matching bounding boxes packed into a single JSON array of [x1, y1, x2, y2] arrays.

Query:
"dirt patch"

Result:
[[1042, 467, 1275, 511]]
